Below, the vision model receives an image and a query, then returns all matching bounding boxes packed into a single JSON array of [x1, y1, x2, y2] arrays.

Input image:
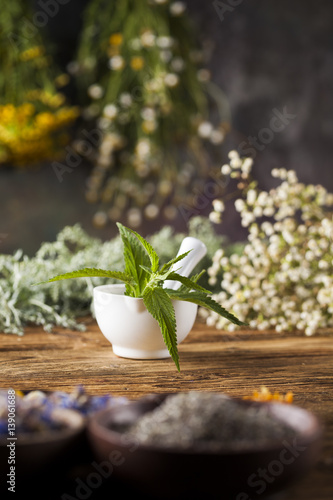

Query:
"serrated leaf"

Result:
[[165, 289, 247, 326], [143, 286, 180, 371], [33, 268, 136, 290], [177, 270, 206, 293], [166, 272, 212, 294], [126, 226, 159, 273], [160, 250, 192, 274], [189, 269, 206, 284], [139, 264, 153, 275], [116, 223, 151, 296]]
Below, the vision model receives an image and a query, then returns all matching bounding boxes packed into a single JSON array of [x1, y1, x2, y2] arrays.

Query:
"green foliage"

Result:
[[116, 222, 151, 295], [124, 225, 160, 274], [166, 290, 246, 327], [143, 285, 179, 371], [37, 223, 244, 370], [160, 250, 191, 274], [0, 216, 225, 339], [35, 268, 136, 293]]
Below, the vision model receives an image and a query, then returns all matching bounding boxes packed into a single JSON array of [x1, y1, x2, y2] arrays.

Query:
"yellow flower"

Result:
[[0, 100, 79, 165], [55, 106, 80, 124], [130, 56, 144, 71], [49, 93, 66, 108], [20, 46, 44, 61], [55, 73, 70, 87], [243, 386, 293, 404], [142, 120, 156, 134], [35, 112, 56, 129], [0, 105, 16, 124], [109, 33, 123, 46], [20, 103, 35, 117]]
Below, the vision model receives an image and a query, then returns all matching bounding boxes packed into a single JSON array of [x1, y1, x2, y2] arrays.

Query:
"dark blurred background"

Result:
[[1, 0, 333, 255]]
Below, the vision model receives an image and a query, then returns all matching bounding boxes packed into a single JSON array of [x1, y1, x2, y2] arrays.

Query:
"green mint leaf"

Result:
[[116, 222, 151, 296], [165, 289, 247, 326], [177, 270, 206, 293], [189, 269, 206, 284], [160, 250, 192, 274], [143, 286, 180, 371], [33, 268, 136, 291], [139, 264, 153, 275], [166, 272, 212, 294], [125, 226, 160, 273]]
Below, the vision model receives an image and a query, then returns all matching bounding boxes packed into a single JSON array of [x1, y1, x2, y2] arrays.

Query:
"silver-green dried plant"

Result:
[[0, 217, 223, 337], [35, 223, 245, 370]]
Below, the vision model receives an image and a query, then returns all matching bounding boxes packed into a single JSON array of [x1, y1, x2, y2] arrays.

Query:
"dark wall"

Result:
[[2, 0, 333, 254], [191, 0, 333, 185]]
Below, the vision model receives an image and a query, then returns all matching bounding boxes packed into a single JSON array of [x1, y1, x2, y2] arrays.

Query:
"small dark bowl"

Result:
[[87, 392, 323, 500], [0, 408, 85, 479]]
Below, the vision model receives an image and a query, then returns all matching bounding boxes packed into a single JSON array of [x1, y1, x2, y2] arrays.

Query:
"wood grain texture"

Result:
[[0, 319, 332, 499]]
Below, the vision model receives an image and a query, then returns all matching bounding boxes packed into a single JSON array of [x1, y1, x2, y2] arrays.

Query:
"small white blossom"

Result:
[[209, 211, 221, 224], [235, 198, 245, 212], [230, 156, 242, 169], [157, 36, 174, 49], [212, 199, 225, 213], [170, 2, 186, 16], [88, 84, 104, 99], [160, 50, 173, 63], [171, 57, 185, 72], [141, 107, 156, 121], [108, 55, 125, 70], [103, 104, 118, 119], [136, 139, 151, 158], [119, 93, 132, 107], [241, 157, 253, 174], [144, 204, 159, 219], [141, 31, 156, 47], [221, 164, 232, 175], [210, 129, 224, 144], [164, 73, 179, 87], [246, 189, 257, 205], [228, 150, 239, 160], [198, 121, 213, 138]]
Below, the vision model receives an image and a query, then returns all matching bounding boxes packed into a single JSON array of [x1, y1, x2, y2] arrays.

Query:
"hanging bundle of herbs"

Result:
[[71, 0, 229, 228], [0, 1, 79, 166]]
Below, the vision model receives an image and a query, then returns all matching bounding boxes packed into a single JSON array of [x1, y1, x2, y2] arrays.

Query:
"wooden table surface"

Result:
[[1, 318, 332, 499]]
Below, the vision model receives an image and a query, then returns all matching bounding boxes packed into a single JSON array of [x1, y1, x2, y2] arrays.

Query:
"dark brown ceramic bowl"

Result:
[[87, 392, 323, 500], [0, 408, 85, 479]]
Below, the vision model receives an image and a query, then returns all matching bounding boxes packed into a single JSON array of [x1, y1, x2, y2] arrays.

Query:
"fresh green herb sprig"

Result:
[[35, 223, 245, 370]]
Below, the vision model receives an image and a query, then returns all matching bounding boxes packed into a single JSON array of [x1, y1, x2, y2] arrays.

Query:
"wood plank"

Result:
[[0, 319, 332, 499]]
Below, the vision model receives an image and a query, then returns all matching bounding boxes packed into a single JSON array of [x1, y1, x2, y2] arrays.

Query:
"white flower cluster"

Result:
[[204, 151, 333, 336]]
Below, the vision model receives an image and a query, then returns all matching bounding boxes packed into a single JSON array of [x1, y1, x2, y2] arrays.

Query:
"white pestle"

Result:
[[163, 236, 207, 290]]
